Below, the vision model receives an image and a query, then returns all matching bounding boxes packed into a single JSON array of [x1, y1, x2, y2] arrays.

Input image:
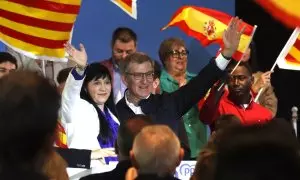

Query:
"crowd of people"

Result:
[[0, 17, 300, 180]]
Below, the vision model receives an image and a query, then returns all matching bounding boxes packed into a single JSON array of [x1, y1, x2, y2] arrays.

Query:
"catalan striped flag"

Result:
[[0, 0, 82, 62], [255, 0, 300, 28], [111, 0, 137, 19], [162, 6, 255, 60], [277, 27, 300, 70]]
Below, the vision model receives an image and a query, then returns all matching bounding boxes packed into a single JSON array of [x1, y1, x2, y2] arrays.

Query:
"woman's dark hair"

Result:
[[80, 63, 118, 143]]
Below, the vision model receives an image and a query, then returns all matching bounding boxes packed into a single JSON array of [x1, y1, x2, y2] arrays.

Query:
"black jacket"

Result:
[[56, 148, 92, 169], [135, 174, 180, 180], [117, 59, 223, 133], [80, 160, 132, 180]]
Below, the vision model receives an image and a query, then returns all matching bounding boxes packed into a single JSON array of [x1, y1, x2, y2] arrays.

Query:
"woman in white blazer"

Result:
[[61, 43, 119, 167]]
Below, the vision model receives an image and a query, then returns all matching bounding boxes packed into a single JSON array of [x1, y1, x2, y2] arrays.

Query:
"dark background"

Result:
[[236, 0, 299, 120]]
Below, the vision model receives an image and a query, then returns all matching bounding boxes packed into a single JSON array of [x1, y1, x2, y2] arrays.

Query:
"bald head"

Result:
[[131, 125, 183, 176]]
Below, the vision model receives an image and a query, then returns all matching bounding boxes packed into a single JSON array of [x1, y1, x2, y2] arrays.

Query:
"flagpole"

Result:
[[218, 25, 258, 91], [254, 27, 300, 102], [42, 60, 46, 77]]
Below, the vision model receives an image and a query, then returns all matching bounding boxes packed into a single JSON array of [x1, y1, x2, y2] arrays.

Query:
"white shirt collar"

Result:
[[241, 96, 254, 109], [124, 90, 151, 115]]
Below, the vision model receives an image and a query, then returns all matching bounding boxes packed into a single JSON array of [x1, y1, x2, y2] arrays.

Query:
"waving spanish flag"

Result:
[[255, 0, 300, 28], [277, 28, 300, 70], [111, 0, 137, 19], [0, 0, 82, 62], [162, 6, 255, 60]]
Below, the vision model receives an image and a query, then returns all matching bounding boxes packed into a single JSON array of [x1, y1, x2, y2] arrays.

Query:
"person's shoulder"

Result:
[[116, 97, 127, 107], [252, 71, 263, 79], [186, 71, 197, 78], [100, 58, 112, 63], [159, 69, 172, 80], [100, 58, 113, 66], [116, 97, 134, 122], [252, 102, 273, 116]]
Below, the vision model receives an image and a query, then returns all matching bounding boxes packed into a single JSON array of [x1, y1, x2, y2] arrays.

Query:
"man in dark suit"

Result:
[[80, 114, 152, 180], [116, 17, 245, 156]]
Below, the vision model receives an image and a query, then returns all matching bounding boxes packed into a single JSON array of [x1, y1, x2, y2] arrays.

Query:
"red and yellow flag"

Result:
[[0, 0, 82, 62], [111, 0, 137, 19], [255, 0, 300, 28], [277, 28, 300, 70], [55, 121, 68, 148], [162, 6, 255, 60]]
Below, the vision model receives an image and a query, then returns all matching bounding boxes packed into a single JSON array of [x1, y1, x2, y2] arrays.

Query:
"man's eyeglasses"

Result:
[[126, 71, 154, 81], [168, 50, 189, 58]]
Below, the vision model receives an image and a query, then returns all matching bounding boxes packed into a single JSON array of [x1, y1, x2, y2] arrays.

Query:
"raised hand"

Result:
[[252, 71, 272, 93], [222, 17, 246, 58], [64, 43, 87, 69], [260, 71, 272, 85]]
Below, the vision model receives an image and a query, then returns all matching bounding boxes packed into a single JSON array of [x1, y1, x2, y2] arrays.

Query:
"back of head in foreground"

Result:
[[130, 125, 184, 177], [191, 114, 241, 180], [0, 71, 60, 179], [116, 114, 152, 160], [214, 118, 300, 180]]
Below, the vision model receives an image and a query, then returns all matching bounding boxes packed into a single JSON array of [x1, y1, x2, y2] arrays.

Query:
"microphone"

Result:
[[291, 106, 298, 137]]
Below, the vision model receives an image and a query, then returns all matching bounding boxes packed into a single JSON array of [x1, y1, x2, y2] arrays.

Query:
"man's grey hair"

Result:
[[132, 125, 181, 176], [120, 52, 154, 75]]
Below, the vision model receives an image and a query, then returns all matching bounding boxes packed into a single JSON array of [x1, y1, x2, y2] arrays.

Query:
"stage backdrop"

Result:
[[0, 43, 4, 52], [71, 0, 235, 73]]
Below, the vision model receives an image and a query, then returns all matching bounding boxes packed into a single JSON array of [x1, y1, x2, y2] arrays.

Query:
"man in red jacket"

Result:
[[199, 61, 272, 130]]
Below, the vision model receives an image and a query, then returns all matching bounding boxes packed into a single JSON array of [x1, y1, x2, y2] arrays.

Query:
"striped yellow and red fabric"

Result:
[[285, 38, 300, 65], [255, 0, 300, 28], [111, 0, 137, 19], [0, 0, 82, 62], [162, 6, 255, 60], [277, 28, 300, 70], [55, 121, 68, 148]]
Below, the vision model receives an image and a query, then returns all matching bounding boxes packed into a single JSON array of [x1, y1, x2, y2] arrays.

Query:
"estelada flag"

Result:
[[0, 0, 82, 62], [111, 0, 137, 19], [162, 6, 255, 60], [255, 0, 300, 28], [277, 27, 300, 70]]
